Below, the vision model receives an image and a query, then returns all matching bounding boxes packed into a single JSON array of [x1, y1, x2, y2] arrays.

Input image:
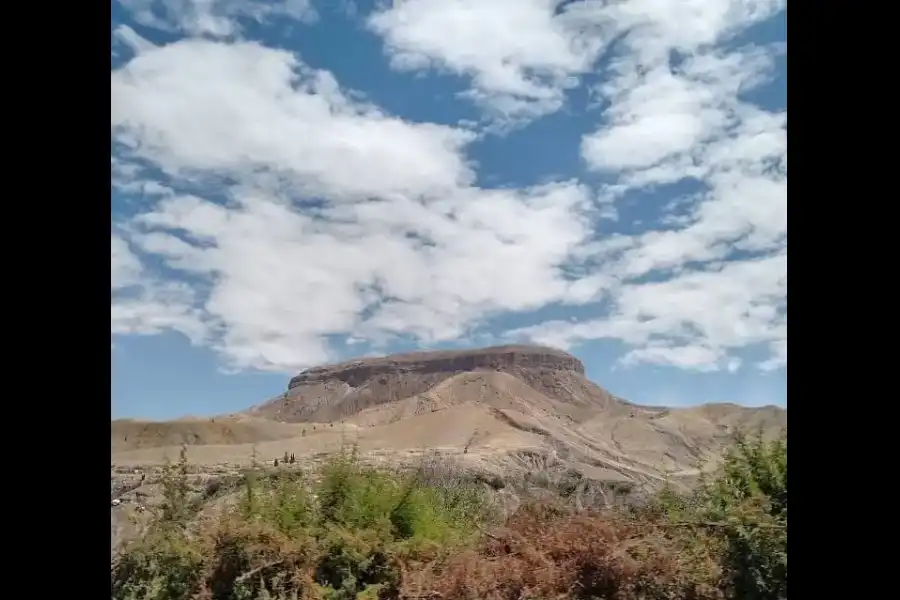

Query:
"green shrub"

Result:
[[112, 434, 786, 600], [318, 454, 402, 531], [114, 445, 491, 600], [158, 445, 191, 527], [315, 527, 397, 600], [316, 448, 487, 544], [245, 470, 314, 535], [694, 431, 787, 600], [111, 529, 203, 600], [648, 431, 787, 600]]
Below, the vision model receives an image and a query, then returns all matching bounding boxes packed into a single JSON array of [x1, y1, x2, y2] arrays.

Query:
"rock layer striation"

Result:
[[249, 345, 617, 423], [289, 345, 585, 388]]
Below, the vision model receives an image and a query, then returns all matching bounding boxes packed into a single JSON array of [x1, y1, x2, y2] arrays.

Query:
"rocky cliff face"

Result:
[[288, 345, 585, 389], [249, 345, 607, 423]]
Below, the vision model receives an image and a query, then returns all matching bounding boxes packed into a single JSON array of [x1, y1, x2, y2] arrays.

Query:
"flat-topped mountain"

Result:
[[288, 345, 586, 387], [247, 345, 625, 423], [113, 344, 785, 496]]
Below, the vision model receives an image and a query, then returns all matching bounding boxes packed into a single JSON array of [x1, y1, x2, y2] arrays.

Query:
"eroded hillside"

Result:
[[113, 345, 785, 489]]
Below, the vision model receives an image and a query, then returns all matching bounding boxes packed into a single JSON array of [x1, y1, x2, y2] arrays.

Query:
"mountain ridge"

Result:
[[112, 345, 785, 491], [249, 344, 626, 423]]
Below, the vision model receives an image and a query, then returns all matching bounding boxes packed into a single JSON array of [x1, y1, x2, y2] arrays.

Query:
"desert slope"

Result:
[[111, 346, 785, 561], [246, 345, 625, 423], [113, 345, 785, 488], [111, 416, 304, 452]]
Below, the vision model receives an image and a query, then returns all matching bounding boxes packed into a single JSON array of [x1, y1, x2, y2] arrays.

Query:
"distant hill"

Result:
[[111, 416, 303, 452], [112, 345, 785, 490], [246, 344, 626, 423]]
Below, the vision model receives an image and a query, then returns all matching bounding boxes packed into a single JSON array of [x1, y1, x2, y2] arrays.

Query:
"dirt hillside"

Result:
[[111, 416, 304, 452], [111, 346, 785, 553], [246, 345, 625, 423], [112, 345, 785, 487]]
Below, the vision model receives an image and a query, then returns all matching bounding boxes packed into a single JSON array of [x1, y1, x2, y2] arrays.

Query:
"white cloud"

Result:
[[113, 25, 156, 55], [513, 252, 786, 372], [620, 345, 728, 372], [113, 40, 597, 371], [124, 182, 595, 371], [759, 338, 786, 372], [582, 45, 784, 177], [112, 1, 787, 375], [115, 0, 316, 37], [112, 40, 475, 202], [111, 234, 144, 290], [577, 0, 785, 60], [111, 285, 207, 343], [532, 2, 787, 371], [368, 0, 605, 123], [367, 0, 785, 127], [111, 234, 206, 343]]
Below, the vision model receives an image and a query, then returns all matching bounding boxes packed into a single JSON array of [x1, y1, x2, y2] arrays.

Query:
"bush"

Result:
[[113, 446, 490, 600], [411, 506, 724, 600], [692, 431, 787, 600], [111, 528, 204, 600], [410, 431, 786, 600], [112, 433, 787, 600]]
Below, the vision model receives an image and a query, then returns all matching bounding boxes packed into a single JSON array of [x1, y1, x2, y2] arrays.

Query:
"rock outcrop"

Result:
[[289, 345, 584, 387], [249, 345, 620, 423]]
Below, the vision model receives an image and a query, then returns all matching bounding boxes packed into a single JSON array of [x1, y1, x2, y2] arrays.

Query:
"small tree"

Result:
[[159, 444, 191, 527], [241, 468, 259, 519], [688, 431, 788, 600]]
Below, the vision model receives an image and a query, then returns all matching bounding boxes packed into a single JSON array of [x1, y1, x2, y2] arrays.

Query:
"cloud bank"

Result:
[[112, 0, 786, 375]]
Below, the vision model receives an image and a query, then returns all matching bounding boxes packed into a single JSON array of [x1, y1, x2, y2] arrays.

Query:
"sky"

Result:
[[111, 0, 787, 420]]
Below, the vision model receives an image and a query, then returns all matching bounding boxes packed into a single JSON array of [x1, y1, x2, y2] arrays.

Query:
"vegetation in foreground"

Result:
[[111, 433, 787, 600]]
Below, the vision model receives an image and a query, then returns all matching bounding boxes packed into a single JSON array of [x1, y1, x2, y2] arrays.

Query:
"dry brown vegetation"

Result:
[[111, 432, 787, 600]]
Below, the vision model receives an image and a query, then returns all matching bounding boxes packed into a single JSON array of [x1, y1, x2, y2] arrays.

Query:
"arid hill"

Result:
[[111, 416, 303, 452], [111, 345, 785, 553], [113, 345, 785, 487], [246, 345, 627, 423]]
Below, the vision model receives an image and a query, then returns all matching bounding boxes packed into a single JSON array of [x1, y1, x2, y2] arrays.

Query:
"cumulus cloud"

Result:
[[122, 183, 598, 370], [367, 0, 784, 127], [513, 252, 786, 372], [368, 0, 605, 123], [115, 0, 316, 37], [112, 38, 599, 371], [111, 0, 787, 375], [112, 40, 475, 201], [759, 338, 786, 372], [505, 0, 787, 371], [111, 234, 144, 290], [111, 234, 206, 342]]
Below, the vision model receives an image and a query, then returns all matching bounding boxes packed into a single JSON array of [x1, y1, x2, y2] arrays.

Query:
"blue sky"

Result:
[[111, 0, 787, 420]]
